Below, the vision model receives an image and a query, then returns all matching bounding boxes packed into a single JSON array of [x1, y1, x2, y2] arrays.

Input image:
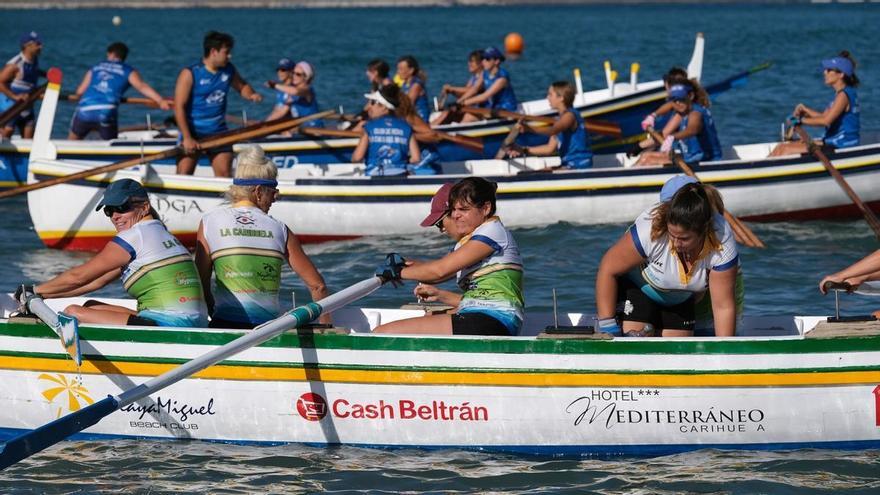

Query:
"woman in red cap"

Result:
[[374, 177, 525, 336]]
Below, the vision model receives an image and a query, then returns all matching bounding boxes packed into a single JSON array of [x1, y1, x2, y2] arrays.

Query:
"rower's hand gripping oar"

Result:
[[12, 285, 81, 366], [646, 127, 765, 249], [0, 274, 387, 470]]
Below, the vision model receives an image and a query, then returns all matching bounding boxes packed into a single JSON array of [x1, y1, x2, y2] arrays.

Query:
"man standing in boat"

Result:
[[67, 42, 170, 140], [0, 31, 45, 139], [174, 31, 262, 177]]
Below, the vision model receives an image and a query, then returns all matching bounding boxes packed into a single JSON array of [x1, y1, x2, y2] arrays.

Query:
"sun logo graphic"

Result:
[[296, 393, 327, 421], [38, 373, 95, 418]]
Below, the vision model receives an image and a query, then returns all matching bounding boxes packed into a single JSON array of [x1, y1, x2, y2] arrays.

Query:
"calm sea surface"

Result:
[[2, 4, 880, 493]]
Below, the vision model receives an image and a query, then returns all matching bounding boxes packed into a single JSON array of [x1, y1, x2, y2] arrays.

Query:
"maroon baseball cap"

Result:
[[420, 182, 454, 227]]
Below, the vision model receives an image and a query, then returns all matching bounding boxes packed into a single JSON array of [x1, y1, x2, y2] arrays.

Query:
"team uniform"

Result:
[[467, 74, 488, 108], [453, 218, 525, 336], [620, 208, 739, 331], [401, 76, 430, 122], [556, 108, 593, 169], [69, 59, 133, 139], [364, 116, 412, 176], [274, 87, 292, 109], [112, 220, 208, 327], [481, 68, 517, 111], [675, 103, 722, 163], [201, 206, 289, 327], [823, 86, 859, 149], [183, 62, 236, 152], [0, 52, 40, 130], [289, 88, 323, 128]]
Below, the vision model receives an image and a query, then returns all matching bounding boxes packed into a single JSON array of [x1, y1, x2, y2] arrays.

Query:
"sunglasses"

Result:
[[103, 201, 136, 217], [824, 68, 842, 74], [433, 212, 449, 231]]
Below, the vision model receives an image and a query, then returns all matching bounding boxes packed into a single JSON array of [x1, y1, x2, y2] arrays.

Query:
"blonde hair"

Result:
[[225, 145, 278, 203]]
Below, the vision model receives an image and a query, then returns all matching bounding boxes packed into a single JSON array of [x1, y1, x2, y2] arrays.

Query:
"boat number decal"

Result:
[[120, 396, 215, 431], [566, 389, 766, 434], [271, 155, 300, 169], [295, 392, 489, 422], [38, 373, 95, 418]]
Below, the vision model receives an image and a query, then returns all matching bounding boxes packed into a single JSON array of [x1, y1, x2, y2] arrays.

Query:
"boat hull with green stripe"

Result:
[[1, 296, 879, 456]]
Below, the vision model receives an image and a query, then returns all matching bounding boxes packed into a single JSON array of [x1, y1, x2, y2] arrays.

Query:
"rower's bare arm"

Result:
[[0, 64, 20, 100], [672, 110, 702, 140], [526, 111, 575, 137], [193, 223, 215, 313], [272, 83, 307, 97], [595, 234, 643, 319], [232, 71, 262, 103], [35, 243, 130, 298], [173, 68, 194, 142], [467, 77, 506, 105], [402, 241, 495, 284], [351, 134, 368, 163], [406, 80, 423, 102], [72, 70, 91, 99], [708, 268, 737, 337], [820, 249, 880, 293], [661, 113, 682, 137], [523, 135, 558, 156], [408, 136, 420, 164], [414, 283, 462, 306], [128, 70, 170, 110], [457, 75, 482, 103], [802, 92, 849, 127], [285, 228, 330, 324], [444, 83, 468, 97]]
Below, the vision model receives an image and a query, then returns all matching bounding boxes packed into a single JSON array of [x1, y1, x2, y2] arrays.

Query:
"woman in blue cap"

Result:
[[770, 51, 860, 157], [18, 179, 209, 327], [594, 178, 739, 338], [194, 145, 328, 329], [262, 58, 295, 122], [457, 46, 518, 122], [635, 82, 722, 167]]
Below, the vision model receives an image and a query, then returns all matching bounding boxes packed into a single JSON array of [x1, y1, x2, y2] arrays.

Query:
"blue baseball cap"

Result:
[[660, 175, 699, 202], [667, 84, 690, 101], [822, 56, 853, 77], [482, 46, 505, 61], [19, 31, 41, 46], [94, 179, 148, 211], [277, 58, 295, 70]]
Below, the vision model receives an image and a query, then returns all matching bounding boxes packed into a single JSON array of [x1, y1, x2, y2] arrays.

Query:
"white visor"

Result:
[[364, 91, 395, 110]]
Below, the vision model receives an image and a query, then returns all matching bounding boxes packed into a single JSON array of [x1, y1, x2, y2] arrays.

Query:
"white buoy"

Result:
[[112, 15, 122, 26]]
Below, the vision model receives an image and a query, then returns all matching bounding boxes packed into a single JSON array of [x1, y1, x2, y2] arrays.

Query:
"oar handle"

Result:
[[461, 105, 622, 137], [0, 84, 46, 128], [823, 281, 853, 293]]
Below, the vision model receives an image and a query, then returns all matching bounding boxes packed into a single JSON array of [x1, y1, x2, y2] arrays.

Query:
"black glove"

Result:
[[375, 253, 407, 287], [625, 143, 644, 158]]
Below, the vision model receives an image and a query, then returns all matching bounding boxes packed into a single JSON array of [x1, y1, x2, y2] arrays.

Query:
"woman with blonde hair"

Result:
[[194, 145, 328, 328]]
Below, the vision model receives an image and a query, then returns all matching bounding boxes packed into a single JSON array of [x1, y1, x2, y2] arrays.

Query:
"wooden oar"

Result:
[[793, 125, 880, 241], [495, 120, 522, 160], [0, 109, 334, 200], [461, 105, 622, 137], [300, 126, 484, 154], [60, 93, 173, 108], [647, 127, 765, 249], [0, 275, 385, 470], [0, 83, 47, 128]]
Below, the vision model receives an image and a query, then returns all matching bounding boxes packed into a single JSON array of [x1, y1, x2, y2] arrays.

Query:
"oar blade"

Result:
[[0, 396, 118, 470], [56, 312, 81, 367]]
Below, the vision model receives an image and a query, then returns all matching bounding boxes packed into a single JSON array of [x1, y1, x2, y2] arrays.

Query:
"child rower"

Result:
[[770, 51, 860, 157], [457, 46, 518, 122], [351, 84, 420, 176]]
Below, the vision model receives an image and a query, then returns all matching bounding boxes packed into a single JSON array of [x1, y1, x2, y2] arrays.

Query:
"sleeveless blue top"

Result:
[[289, 88, 323, 128], [482, 68, 517, 111], [274, 88, 292, 108], [75, 60, 134, 122], [823, 86, 859, 149], [364, 116, 412, 176], [402, 76, 430, 122], [467, 74, 488, 108], [0, 53, 40, 112], [185, 62, 236, 136], [677, 103, 722, 163], [557, 109, 593, 169]]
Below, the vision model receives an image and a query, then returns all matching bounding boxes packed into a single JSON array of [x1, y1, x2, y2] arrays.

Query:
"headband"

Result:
[[233, 178, 278, 187]]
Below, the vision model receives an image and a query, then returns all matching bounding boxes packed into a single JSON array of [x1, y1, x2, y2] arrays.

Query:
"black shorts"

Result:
[[208, 317, 256, 329], [451, 312, 510, 336], [127, 315, 159, 326], [70, 114, 118, 140], [617, 276, 695, 331]]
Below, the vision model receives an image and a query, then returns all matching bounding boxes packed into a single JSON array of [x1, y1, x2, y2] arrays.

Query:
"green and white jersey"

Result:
[[113, 220, 207, 325], [454, 217, 525, 334], [202, 206, 288, 325]]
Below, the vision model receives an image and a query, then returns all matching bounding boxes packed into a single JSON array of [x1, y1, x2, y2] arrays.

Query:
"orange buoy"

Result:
[[504, 32, 524, 57]]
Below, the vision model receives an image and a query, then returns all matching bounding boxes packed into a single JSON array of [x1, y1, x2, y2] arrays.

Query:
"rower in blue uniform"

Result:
[[0, 31, 44, 139], [174, 31, 262, 177], [458, 46, 518, 123], [351, 84, 420, 177], [431, 49, 485, 125], [397, 55, 430, 122], [68, 42, 170, 140], [770, 51, 860, 157], [268, 61, 323, 129], [262, 58, 294, 122], [636, 83, 722, 167], [512, 81, 593, 170]]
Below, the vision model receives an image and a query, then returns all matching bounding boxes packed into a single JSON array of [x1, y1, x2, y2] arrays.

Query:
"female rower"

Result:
[[351, 84, 420, 176], [262, 57, 295, 122], [637, 67, 689, 139], [457, 46, 518, 122], [635, 83, 722, 167], [431, 50, 484, 125], [194, 146, 329, 328], [268, 61, 323, 128], [397, 55, 430, 122], [374, 177, 525, 336], [595, 179, 738, 337], [511, 81, 592, 169], [366, 58, 393, 91], [16, 179, 208, 327], [770, 51, 860, 157]]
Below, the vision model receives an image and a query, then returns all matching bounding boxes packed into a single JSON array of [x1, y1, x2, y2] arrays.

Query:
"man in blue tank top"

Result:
[[67, 42, 170, 140], [0, 31, 45, 139], [174, 31, 262, 177]]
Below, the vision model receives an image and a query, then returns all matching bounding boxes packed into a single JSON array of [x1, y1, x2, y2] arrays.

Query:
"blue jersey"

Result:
[[402, 76, 430, 122], [677, 103, 722, 163], [823, 86, 859, 149], [482, 68, 517, 112], [467, 74, 488, 108], [75, 60, 134, 123], [289, 88, 323, 128], [185, 62, 236, 136], [557, 109, 593, 169], [0, 53, 40, 114], [364, 116, 412, 176], [274, 88, 292, 108]]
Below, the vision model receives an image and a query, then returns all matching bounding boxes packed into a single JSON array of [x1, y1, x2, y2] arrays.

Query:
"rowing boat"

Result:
[[0, 293, 878, 456]]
